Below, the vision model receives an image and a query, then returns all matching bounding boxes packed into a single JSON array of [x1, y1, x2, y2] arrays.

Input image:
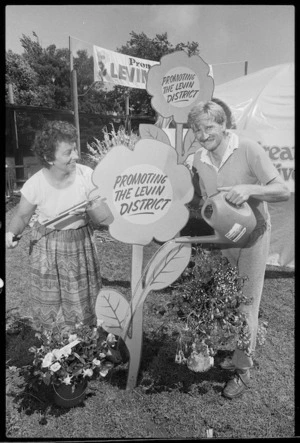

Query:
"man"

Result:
[[187, 101, 290, 399]]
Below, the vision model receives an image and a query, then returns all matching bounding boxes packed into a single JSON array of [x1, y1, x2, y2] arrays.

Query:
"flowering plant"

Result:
[[172, 247, 268, 368], [86, 124, 139, 167], [22, 321, 120, 390]]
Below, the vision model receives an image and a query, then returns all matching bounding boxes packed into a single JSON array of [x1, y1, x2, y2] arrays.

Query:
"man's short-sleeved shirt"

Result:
[[192, 131, 280, 227]]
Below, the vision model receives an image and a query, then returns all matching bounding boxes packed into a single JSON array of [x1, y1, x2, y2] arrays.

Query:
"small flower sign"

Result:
[[147, 51, 214, 124], [145, 51, 214, 164]]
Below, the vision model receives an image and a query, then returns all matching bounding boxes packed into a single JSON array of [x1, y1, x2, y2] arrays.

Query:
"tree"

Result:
[[73, 49, 111, 114], [6, 31, 201, 116]]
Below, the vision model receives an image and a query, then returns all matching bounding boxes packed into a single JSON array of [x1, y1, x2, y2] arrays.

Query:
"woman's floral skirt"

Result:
[[29, 223, 102, 330]]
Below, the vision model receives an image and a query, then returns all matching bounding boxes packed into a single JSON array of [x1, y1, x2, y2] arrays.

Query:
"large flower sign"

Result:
[[89, 138, 193, 390], [89, 138, 193, 245]]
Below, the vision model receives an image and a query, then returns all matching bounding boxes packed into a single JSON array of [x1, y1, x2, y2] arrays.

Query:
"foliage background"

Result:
[[5, 32, 201, 159]]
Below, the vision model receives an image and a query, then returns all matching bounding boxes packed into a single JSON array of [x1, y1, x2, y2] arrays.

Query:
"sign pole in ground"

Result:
[[69, 36, 81, 157]]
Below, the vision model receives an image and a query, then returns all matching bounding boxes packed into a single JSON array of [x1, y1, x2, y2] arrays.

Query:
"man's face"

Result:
[[193, 116, 226, 153]]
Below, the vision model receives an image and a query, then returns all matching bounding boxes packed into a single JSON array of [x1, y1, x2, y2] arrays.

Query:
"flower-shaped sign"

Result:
[[147, 51, 214, 123], [88, 138, 194, 245]]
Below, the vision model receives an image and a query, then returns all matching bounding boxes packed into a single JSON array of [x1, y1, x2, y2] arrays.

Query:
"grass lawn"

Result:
[[5, 199, 295, 439]]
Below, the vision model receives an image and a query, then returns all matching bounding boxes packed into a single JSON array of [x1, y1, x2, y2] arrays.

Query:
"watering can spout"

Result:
[[176, 192, 257, 247], [176, 234, 224, 245]]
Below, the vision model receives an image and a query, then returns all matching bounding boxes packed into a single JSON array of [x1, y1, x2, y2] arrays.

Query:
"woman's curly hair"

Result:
[[32, 120, 78, 168]]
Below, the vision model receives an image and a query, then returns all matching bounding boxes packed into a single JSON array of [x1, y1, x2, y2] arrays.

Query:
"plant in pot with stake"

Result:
[[173, 247, 267, 372], [21, 320, 119, 408]]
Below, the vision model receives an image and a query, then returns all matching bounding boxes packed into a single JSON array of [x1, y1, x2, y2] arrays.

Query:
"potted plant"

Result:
[[22, 320, 121, 407], [172, 247, 267, 372]]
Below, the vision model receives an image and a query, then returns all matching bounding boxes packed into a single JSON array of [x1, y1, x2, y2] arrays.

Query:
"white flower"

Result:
[[99, 352, 106, 359], [60, 345, 72, 357], [50, 362, 61, 372], [175, 350, 186, 364], [68, 334, 78, 343], [62, 375, 73, 385], [106, 333, 117, 345], [100, 361, 114, 377], [92, 358, 101, 367], [187, 351, 214, 373], [42, 352, 54, 368], [83, 368, 93, 378]]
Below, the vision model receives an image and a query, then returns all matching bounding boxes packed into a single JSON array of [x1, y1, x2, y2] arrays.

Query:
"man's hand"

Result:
[[217, 185, 252, 206]]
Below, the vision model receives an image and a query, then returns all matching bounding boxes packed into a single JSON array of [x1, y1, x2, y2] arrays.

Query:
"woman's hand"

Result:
[[6, 232, 20, 249], [68, 208, 87, 216]]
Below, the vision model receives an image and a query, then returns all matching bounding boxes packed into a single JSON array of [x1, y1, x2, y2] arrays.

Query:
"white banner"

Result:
[[93, 45, 159, 89], [214, 63, 294, 267], [93, 45, 213, 90], [214, 64, 294, 193]]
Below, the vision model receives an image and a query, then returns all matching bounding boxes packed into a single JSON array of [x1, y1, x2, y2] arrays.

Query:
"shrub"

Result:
[[170, 247, 267, 364], [84, 123, 139, 167]]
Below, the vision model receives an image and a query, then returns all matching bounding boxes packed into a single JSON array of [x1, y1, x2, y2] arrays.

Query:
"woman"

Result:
[[6, 120, 102, 331]]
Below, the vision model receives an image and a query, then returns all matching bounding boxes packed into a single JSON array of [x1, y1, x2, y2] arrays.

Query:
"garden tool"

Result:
[[176, 192, 257, 247], [12, 195, 112, 242]]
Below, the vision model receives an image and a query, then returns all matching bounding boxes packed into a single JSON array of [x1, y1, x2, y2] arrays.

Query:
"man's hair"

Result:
[[32, 120, 77, 168], [187, 101, 227, 131]]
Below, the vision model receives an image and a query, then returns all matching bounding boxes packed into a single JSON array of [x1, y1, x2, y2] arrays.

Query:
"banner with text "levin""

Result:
[[93, 45, 159, 89], [93, 45, 213, 90]]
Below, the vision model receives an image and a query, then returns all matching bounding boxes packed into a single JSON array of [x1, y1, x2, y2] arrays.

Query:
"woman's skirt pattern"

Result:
[[29, 223, 102, 330]]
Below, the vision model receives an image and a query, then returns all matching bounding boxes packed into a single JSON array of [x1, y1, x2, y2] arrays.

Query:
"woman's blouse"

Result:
[[21, 163, 95, 229]]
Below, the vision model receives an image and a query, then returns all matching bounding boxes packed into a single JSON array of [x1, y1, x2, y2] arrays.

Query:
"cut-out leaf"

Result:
[[95, 288, 130, 336], [183, 129, 202, 162], [143, 240, 192, 291], [139, 124, 171, 145]]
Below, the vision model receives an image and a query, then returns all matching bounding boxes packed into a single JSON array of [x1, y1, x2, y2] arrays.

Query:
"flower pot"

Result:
[[52, 380, 88, 408]]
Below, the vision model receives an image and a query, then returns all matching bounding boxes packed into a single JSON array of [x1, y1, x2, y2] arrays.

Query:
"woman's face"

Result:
[[193, 116, 226, 153], [52, 141, 79, 173]]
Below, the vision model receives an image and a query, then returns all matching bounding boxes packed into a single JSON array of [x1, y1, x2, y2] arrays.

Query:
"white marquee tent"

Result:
[[214, 63, 294, 268]]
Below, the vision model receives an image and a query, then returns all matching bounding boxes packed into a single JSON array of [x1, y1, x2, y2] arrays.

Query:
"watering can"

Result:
[[176, 192, 257, 247]]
